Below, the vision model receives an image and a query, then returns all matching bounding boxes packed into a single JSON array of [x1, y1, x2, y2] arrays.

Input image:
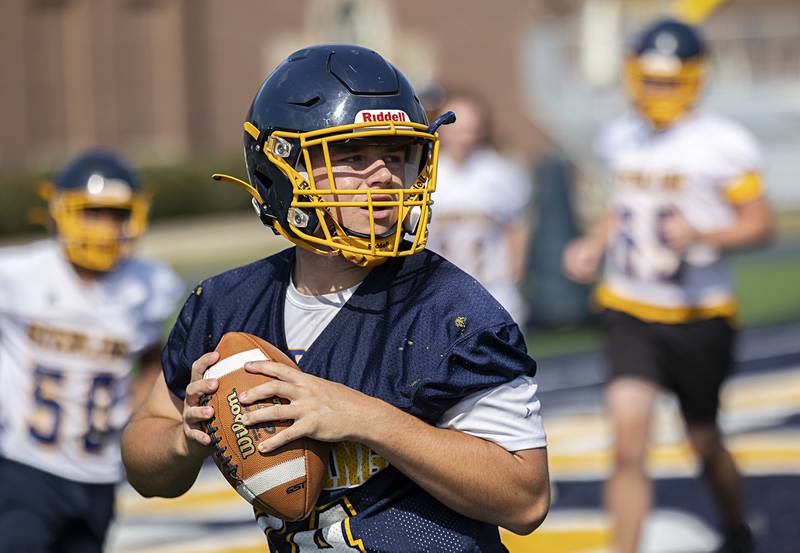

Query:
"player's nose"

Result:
[[364, 160, 394, 188]]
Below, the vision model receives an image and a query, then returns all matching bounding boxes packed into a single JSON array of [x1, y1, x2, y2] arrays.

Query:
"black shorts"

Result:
[[602, 309, 736, 423], [0, 457, 115, 553]]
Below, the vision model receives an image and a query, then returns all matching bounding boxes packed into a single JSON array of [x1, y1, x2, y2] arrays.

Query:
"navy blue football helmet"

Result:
[[214, 44, 454, 267], [624, 19, 709, 128], [44, 150, 149, 271]]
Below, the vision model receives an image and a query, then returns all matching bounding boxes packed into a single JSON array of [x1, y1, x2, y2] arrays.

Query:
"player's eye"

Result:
[[330, 152, 363, 165], [382, 151, 405, 164], [83, 208, 131, 222]]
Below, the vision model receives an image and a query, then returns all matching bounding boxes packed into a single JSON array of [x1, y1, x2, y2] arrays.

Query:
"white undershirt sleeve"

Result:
[[436, 375, 547, 452]]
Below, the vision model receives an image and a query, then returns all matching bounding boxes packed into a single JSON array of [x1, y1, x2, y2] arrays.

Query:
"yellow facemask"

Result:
[[624, 55, 707, 129], [44, 184, 150, 272], [215, 118, 443, 267]]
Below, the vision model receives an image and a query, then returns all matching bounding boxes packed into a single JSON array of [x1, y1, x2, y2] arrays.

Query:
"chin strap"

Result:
[[331, 238, 389, 267], [322, 208, 393, 267]]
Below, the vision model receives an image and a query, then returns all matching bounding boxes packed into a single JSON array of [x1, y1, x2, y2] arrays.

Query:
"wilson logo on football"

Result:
[[226, 389, 256, 459]]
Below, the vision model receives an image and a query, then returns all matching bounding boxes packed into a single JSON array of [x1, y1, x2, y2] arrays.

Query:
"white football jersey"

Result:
[[594, 110, 765, 323], [0, 240, 183, 483], [426, 148, 532, 323]]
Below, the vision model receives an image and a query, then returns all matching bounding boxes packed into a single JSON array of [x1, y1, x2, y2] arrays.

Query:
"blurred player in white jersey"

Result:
[[426, 91, 532, 324], [0, 151, 183, 552], [563, 19, 773, 553]]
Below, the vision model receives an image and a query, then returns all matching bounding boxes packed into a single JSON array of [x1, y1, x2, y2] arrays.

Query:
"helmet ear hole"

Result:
[[252, 170, 272, 191]]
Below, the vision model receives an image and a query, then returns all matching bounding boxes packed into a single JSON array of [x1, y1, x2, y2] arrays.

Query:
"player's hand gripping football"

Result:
[[238, 360, 378, 453], [181, 351, 220, 457]]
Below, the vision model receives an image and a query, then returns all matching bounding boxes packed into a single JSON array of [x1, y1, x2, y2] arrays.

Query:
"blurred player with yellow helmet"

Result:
[[44, 150, 151, 273], [0, 150, 183, 552], [623, 18, 709, 130], [563, 18, 772, 553]]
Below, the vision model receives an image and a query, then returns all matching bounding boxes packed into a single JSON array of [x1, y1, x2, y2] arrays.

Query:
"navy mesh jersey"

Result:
[[163, 248, 536, 552]]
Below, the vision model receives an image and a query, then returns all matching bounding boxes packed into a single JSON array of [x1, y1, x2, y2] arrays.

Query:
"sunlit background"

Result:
[[1, 0, 799, 551]]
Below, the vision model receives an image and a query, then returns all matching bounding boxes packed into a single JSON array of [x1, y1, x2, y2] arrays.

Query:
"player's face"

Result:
[[641, 78, 682, 97], [308, 141, 408, 236], [82, 206, 131, 228]]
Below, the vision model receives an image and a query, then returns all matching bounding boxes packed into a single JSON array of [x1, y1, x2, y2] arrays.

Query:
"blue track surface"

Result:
[[534, 321, 800, 552]]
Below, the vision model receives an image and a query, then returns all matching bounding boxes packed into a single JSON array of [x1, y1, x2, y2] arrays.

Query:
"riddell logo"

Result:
[[355, 110, 409, 124]]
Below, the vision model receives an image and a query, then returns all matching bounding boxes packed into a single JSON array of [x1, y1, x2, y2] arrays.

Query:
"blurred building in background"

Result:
[[0, 0, 547, 169], [2, 0, 798, 200]]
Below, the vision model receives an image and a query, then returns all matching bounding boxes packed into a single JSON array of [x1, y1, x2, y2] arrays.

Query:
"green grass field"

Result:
[[734, 250, 800, 326]]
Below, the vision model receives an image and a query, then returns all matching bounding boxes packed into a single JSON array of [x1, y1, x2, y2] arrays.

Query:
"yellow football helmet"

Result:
[[44, 151, 149, 272], [624, 18, 709, 129], [214, 45, 454, 267]]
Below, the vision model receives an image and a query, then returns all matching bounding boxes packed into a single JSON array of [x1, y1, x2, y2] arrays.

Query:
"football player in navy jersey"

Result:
[[122, 45, 550, 551]]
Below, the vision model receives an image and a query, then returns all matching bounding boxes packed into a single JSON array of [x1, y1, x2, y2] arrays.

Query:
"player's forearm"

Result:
[[133, 344, 166, 410], [506, 223, 531, 282], [131, 362, 163, 413], [121, 416, 205, 498], [698, 226, 768, 251], [697, 198, 773, 252], [698, 218, 773, 251], [356, 400, 550, 534]]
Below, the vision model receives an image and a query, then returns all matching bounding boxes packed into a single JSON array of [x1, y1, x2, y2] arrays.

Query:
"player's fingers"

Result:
[[242, 403, 299, 426], [239, 379, 296, 404], [244, 360, 301, 383], [190, 351, 220, 381], [565, 244, 589, 272], [564, 250, 592, 283], [257, 422, 309, 453], [185, 377, 219, 405], [660, 226, 679, 246], [184, 427, 212, 447], [564, 257, 581, 280], [562, 242, 578, 264], [184, 405, 214, 425], [572, 267, 595, 284]]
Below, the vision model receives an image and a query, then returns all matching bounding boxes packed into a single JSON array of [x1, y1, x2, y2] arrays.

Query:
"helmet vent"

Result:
[[288, 96, 321, 108], [329, 49, 399, 94]]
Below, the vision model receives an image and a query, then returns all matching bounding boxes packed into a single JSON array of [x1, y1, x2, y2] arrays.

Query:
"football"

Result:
[[201, 331, 328, 521]]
